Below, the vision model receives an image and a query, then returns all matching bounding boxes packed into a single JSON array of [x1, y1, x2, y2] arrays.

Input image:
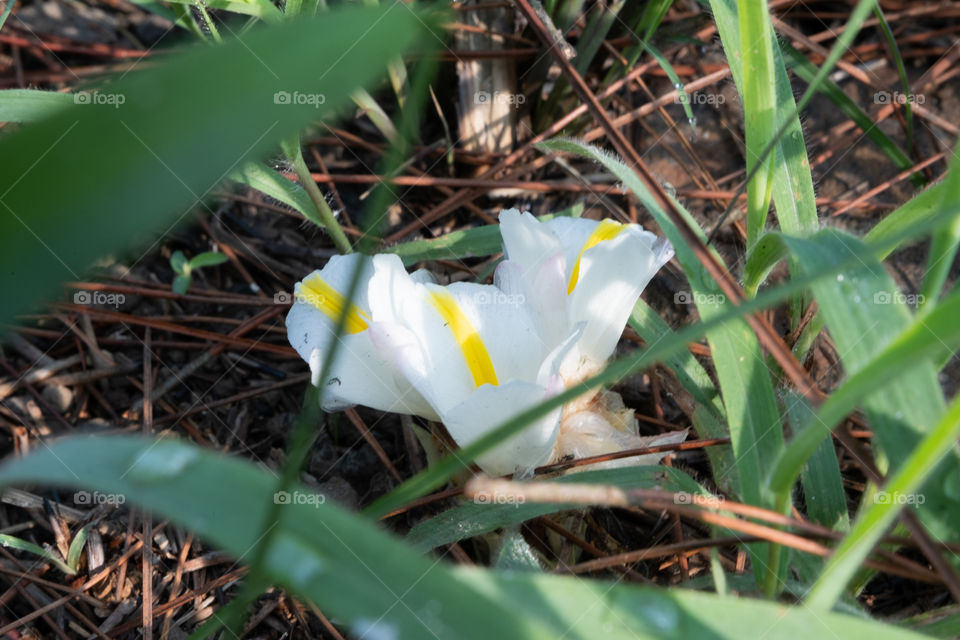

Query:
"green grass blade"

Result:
[[0, 4, 427, 326], [574, 0, 625, 77], [779, 42, 917, 183], [66, 525, 89, 572], [919, 150, 960, 311], [468, 568, 926, 639], [765, 231, 960, 561], [874, 5, 914, 152], [743, 230, 790, 295], [920, 215, 960, 311], [289, 142, 353, 253], [628, 300, 722, 414], [0, 436, 934, 639], [0, 533, 75, 575], [770, 178, 954, 362], [787, 392, 849, 531], [771, 284, 960, 499], [865, 181, 951, 250], [634, 0, 673, 41], [602, 0, 674, 85], [0, 0, 15, 31], [163, 0, 283, 23], [708, 0, 817, 240], [0, 437, 553, 639], [709, 0, 875, 250], [645, 42, 697, 130], [0, 89, 74, 122], [737, 0, 777, 247], [806, 394, 960, 610]]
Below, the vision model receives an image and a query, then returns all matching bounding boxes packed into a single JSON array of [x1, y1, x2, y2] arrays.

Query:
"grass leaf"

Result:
[[0, 533, 75, 575], [0, 435, 933, 639], [0, 4, 430, 326]]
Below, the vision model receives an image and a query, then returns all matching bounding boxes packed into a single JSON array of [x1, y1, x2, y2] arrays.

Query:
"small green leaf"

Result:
[[170, 250, 188, 275], [172, 274, 192, 295], [67, 525, 89, 572], [230, 161, 317, 222], [188, 251, 230, 270]]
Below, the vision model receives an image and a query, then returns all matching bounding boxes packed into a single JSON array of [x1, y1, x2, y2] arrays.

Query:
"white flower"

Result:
[[285, 211, 684, 476]]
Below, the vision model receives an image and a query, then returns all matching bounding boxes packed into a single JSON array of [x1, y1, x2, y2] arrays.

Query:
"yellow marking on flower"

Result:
[[427, 289, 498, 388], [567, 219, 626, 294], [299, 274, 370, 334]]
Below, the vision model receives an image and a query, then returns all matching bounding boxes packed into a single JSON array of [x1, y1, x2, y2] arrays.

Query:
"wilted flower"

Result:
[[286, 211, 684, 476]]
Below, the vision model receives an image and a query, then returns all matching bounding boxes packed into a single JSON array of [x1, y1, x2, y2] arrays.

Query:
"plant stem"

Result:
[[292, 147, 353, 254]]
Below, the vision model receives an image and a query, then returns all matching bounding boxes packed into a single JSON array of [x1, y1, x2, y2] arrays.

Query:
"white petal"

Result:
[[442, 380, 562, 476], [285, 254, 433, 416], [369, 255, 542, 415], [368, 255, 473, 413], [286, 253, 374, 379], [536, 322, 585, 388], [494, 255, 568, 353], [565, 227, 668, 366], [542, 216, 609, 282], [410, 268, 436, 285], [299, 253, 375, 309], [499, 209, 562, 277]]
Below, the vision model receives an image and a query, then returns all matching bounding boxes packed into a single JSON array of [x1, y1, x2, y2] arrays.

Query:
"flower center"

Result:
[[427, 289, 499, 388], [567, 219, 626, 294], [299, 274, 371, 334]]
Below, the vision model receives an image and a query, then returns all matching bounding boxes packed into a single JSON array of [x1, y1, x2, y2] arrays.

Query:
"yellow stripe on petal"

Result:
[[299, 274, 371, 334], [427, 289, 498, 388], [567, 219, 626, 294]]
